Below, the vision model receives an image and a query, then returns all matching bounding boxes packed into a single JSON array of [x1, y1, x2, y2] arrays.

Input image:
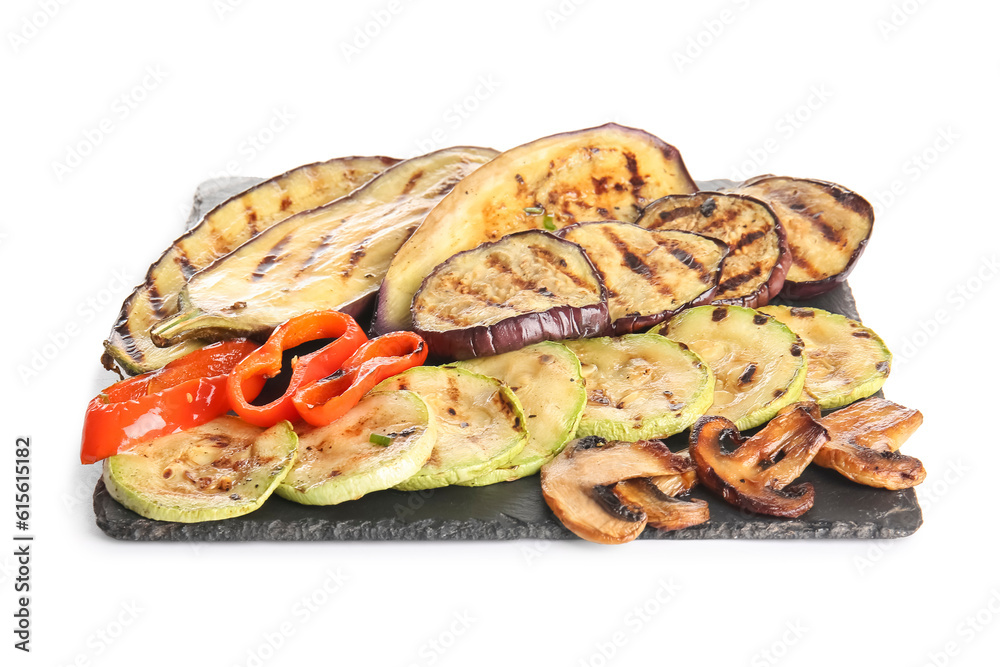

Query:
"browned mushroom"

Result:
[[540, 436, 693, 544], [648, 448, 699, 497], [690, 402, 829, 518], [814, 397, 925, 490], [613, 478, 709, 532]]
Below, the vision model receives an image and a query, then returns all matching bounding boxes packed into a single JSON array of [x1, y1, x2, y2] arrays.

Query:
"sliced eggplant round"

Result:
[[541, 436, 694, 544], [636, 192, 790, 308], [759, 305, 891, 409], [411, 230, 610, 360], [735, 176, 873, 299], [374, 366, 528, 490], [276, 390, 435, 505], [453, 341, 585, 485], [557, 221, 729, 334], [103, 416, 297, 523], [653, 305, 805, 431], [561, 334, 714, 441]]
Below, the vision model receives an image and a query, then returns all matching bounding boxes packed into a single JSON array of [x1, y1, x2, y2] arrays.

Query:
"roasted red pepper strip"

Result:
[[81, 339, 260, 464], [293, 332, 428, 427], [227, 311, 367, 427]]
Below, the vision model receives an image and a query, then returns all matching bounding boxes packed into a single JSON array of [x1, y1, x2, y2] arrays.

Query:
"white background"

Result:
[[2, 0, 998, 665]]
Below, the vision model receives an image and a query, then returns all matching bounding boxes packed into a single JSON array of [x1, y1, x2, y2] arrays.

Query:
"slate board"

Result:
[[94, 177, 922, 541]]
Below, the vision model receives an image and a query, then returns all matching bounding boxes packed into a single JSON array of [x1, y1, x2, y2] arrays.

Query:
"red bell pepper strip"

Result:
[[80, 339, 260, 464], [293, 331, 427, 427], [227, 310, 367, 427]]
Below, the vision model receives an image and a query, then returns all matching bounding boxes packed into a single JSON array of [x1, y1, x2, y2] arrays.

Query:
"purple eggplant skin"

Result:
[[738, 176, 874, 301], [410, 230, 612, 360]]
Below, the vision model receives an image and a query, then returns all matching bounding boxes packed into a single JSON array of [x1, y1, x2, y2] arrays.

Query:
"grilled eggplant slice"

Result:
[[411, 231, 609, 360], [735, 176, 873, 300], [636, 192, 790, 308], [277, 390, 435, 505], [541, 437, 696, 544], [612, 477, 709, 532], [374, 366, 527, 490], [454, 341, 585, 484], [557, 222, 729, 334], [653, 305, 806, 431], [561, 334, 714, 441], [150, 147, 498, 346], [814, 397, 925, 490], [375, 123, 698, 333], [690, 403, 829, 518], [759, 306, 892, 409], [103, 416, 297, 522], [105, 156, 398, 374]]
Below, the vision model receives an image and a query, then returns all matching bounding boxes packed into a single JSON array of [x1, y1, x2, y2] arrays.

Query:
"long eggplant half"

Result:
[[636, 192, 790, 309], [150, 147, 498, 346], [734, 176, 873, 300], [374, 123, 697, 334], [104, 155, 398, 374], [557, 222, 729, 334]]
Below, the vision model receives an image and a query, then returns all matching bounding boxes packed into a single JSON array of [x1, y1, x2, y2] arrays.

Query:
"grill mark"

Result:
[[717, 264, 762, 293], [666, 243, 705, 275], [484, 253, 535, 292], [809, 214, 843, 245], [280, 196, 293, 211], [654, 205, 698, 228], [739, 364, 757, 385], [302, 230, 337, 271], [402, 170, 424, 195], [733, 228, 767, 252], [791, 252, 823, 279], [245, 207, 259, 233], [528, 244, 588, 288], [712, 307, 728, 322], [624, 151, 644, 192], [174, 248, 196, 280], [592, 176, 610, 195], [341, 245, 367, 277], [602, 228, 653, 279], [147, 283, 167, 317], [252, 233, 293, 281]]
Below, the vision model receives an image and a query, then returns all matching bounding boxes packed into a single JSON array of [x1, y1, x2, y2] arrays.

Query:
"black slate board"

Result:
[[94, 178, 922, 541]]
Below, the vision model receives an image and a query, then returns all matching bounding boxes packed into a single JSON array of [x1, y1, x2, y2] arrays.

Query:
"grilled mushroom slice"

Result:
[[814, 397, 925, 490], [690, 403, 829, 518], [541, 436, 693, 544], [734, 176, 873, 300], [637, 192, 790, 308], [612, 449, 708, 532]]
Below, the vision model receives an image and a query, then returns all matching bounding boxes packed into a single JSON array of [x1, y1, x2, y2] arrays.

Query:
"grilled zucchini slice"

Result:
[[103, 416, 297, 523], [277, 390, 435, 505], [453, 341, 585, 484], [375, 122, 697, 333], [758, 306, 891, 409], [557, 222, 729, 334], [561, 334, 714, 441], [374, 366, 528, 490], [104, 155, 398, 374], [653, 305, 805, 430], [150, 147, 497, 346], [636, 192, 790, 308], [411, 230, 609, 359]]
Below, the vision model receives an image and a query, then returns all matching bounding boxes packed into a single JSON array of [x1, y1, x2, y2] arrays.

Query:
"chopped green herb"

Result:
[[523, 206, 544, 215], [542, 214, 556, 231], [369, 433, 393, 447]]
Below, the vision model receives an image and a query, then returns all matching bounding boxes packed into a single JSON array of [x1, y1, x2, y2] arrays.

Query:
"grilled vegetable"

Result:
[[758, 306, 891, 409], [541, 436, 695, 544], [734, 176, 873, 299], [649, 449, 699, 497], [453, 341, 585, 484], [105, 155, 398, 374], [561, 334, 714, 441], [277, 390, 436, 505], [690, 403, 829, 518], [374, 366, 528, 490], [557, 222, 729, 334], [814, 397, 925, 490], [636, 192, 790, 308], [653, 305, 805, 431], [410, 231, 609, 359], [375, 123, 698, 333], [103, 416, 297, 522], [612, 477, 709, 532], [150, 147, 498, 346]]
